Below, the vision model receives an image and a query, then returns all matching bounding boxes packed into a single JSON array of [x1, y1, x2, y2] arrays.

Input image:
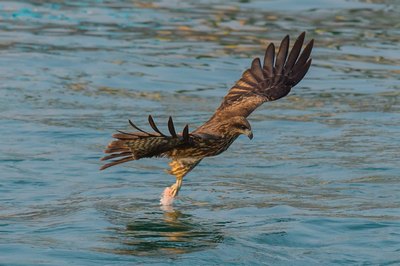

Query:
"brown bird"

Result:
[[100, 32, 314, 202]]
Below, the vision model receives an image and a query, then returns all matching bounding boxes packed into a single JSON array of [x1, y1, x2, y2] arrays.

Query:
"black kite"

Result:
[[101, 32, 314, 201]]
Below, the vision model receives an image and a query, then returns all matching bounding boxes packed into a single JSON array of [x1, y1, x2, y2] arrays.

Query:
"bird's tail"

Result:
[[99, 134, 135, 171], [100, 115, 190, 170]]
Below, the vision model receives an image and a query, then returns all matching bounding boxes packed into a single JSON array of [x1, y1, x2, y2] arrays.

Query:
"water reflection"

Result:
[[100, 206, 223, 257]]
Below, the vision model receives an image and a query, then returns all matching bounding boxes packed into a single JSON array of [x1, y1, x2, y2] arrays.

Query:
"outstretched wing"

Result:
[[100, 115, 191, 170], [209, 32, 313, 121]]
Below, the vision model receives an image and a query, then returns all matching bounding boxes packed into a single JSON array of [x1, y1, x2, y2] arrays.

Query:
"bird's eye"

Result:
[[240, 125, 247, 130]]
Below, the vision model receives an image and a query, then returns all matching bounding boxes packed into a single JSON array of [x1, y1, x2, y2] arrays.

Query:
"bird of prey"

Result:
[[100, 32, 313, 202]]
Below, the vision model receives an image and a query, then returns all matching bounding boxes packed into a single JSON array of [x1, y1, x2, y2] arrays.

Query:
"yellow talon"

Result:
[[160, 177, 183, 206], [168, 177, 183, 198]]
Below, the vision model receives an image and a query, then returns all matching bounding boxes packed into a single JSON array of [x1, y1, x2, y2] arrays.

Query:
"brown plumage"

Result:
[[100, 32, 314, 200]]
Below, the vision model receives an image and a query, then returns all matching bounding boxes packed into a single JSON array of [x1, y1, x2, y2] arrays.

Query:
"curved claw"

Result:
[[160, 177, 183, 206], [168, 178, 183, 198]]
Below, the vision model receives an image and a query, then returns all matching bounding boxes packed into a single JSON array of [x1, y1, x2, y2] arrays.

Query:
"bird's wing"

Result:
[[208, 32, 313, 121], [168, 158, 202, 179], [100, 115, 192, 170]]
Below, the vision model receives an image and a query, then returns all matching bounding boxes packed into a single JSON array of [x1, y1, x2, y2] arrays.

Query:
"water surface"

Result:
[[0, 0, 399, 265]]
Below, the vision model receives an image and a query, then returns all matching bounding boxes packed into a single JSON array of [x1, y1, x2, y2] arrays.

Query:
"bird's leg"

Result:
[[160, 177, 183, 206], [167, 176, 183, 198]]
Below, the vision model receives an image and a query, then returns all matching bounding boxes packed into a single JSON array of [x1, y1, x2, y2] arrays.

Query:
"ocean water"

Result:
[[0, 0, 399, 265]]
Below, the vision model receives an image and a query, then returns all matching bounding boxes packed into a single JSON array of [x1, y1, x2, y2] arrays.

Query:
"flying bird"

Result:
[[100, 32, 314, 203]]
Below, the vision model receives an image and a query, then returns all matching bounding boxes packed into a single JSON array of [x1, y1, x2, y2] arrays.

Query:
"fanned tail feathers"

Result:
[[100, 115, 190, 170]]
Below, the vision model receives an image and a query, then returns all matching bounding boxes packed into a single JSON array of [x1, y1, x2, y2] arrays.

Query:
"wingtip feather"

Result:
[[275, 35, 290, 74], [182, 124, 189, 142], [263, 43, 275, 76], [168, 116, 178, 138], [148, 115, 166, 137]]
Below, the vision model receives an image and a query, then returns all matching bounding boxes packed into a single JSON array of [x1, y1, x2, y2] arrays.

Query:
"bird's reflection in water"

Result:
[[99, 204, 224, 257]]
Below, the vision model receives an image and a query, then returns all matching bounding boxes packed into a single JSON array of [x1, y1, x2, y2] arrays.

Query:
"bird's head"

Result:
[[226, 116, 253, 140]]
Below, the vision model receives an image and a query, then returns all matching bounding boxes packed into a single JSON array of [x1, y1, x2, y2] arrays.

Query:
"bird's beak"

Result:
[[246, 130, 253, 140]]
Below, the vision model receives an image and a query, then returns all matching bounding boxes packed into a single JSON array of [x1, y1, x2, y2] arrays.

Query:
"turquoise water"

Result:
[[1, 0, 399, 265]]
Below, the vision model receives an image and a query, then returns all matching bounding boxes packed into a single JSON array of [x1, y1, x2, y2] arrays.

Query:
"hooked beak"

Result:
[[246, 130, 253, 140]]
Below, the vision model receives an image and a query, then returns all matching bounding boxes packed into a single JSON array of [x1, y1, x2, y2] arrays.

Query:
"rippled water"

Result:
[[1, 0, 399, 265]]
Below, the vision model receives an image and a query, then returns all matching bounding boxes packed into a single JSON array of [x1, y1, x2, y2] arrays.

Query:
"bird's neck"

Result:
[[226, 134, 240, 145]]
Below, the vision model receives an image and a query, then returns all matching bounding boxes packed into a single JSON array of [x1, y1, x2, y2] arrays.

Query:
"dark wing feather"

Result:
[[100, 116, 191, 170], [208, 32, 313, 121], [168, 116, 178, 138]]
